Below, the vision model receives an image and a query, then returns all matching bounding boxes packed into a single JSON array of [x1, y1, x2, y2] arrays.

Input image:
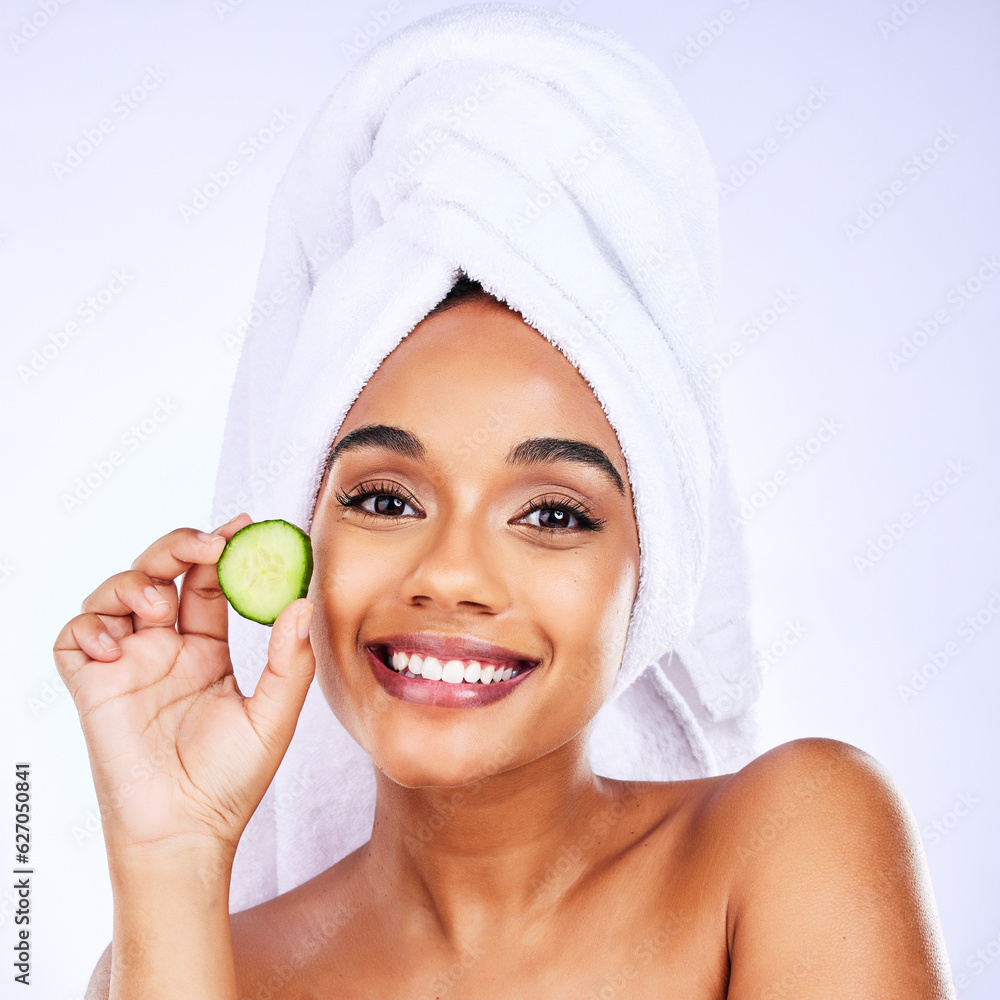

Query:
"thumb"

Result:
[[245, 598, 315, 757]]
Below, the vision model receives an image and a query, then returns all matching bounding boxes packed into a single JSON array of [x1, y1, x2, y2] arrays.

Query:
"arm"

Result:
[[84, 844, 238, 1000], [723, 739, 955, 1000], [106, 842, 238, 1000], [55, 515, 315, 997]]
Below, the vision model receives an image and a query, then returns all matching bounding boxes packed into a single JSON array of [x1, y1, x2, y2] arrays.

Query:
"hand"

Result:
[[53, 513, 315, 859]]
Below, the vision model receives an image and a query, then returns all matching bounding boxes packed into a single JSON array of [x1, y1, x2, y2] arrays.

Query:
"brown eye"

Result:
[[335, 482, 422, 519], [362, 494, 413, 517], [522, 506, 580, 529], [515, 497, 605, 532]]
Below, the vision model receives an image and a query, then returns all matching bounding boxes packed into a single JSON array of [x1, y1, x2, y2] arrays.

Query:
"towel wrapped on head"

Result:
[[213, 1, 761, 912]]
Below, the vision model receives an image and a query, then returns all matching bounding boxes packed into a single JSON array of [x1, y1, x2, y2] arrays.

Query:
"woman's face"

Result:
[[309, 297, 640, 786]]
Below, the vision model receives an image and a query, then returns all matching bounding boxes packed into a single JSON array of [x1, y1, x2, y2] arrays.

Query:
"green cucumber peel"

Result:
[[216, 519, 313, 625]]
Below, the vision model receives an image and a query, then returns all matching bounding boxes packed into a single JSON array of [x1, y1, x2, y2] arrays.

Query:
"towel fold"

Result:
[[212, 2, 761, 912]]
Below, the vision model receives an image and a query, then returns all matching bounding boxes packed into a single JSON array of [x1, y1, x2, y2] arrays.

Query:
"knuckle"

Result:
[[187, 582, 225, 601], [80, 571, 140, 612]]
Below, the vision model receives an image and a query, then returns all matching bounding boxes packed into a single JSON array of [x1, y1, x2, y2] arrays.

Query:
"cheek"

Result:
[[515, 543, 637, 703], [307, 531, 388, 724]]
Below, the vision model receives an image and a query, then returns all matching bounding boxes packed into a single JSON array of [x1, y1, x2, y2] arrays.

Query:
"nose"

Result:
[[399, 509, 510, 614]]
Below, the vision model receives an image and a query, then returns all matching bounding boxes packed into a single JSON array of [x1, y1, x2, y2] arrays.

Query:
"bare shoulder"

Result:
[[84, 941, 112, 1000], [230, 847, 367, 993], [85, 854, 365, 1000], [701, 738, 956, 999], [704, 736, 903, 837]]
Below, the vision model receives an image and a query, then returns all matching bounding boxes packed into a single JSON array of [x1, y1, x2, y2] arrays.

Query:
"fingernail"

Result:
[[98, 631, 119, 652], [296, 601, 314, 640], [211, 513, 250, 533], [197, 531, 225, 544], [144, 585, 169, 610]]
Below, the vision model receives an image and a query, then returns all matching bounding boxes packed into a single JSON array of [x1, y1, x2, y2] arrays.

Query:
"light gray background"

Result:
[[1, 0, 997, 996]]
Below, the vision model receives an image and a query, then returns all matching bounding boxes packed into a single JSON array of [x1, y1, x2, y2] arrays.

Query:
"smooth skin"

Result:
[[59, 297, 956, 999]]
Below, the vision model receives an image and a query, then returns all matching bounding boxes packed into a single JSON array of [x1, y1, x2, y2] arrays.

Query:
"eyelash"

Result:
[[335, 481, 420, 520], [334, 482, 605, 532], [520, 495, 606, 532]]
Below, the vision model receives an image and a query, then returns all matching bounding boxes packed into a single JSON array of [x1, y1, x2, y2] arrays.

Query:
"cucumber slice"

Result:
[[216, 519, 313, 625]]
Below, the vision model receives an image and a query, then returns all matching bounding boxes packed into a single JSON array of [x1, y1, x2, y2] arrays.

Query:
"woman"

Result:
[[56, 5, 955, 997]]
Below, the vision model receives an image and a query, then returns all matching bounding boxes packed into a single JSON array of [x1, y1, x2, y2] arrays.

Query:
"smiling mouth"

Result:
[[370, 645, 535, 685]]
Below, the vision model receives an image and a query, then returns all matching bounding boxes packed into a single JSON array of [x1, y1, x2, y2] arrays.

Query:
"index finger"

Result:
[[129, 513, 250, 583], [176, 513, 255, 641]]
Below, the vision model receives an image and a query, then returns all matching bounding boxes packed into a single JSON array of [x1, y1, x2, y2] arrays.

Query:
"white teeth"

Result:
[[421, 656, 443, 681], [441, 659, 465, 684], [384, 648, 533, 685]]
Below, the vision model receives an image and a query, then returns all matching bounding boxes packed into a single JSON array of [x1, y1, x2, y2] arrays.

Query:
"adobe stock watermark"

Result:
[[760, 951, 821, 1000], [211, 438, 307, 524], [922, 791, 979, 848], [61, 397, 180, 513], [0, 557, 15, 588], [719, 85, 832, 200], [70, 805, 103, 847], [559, 239, 672, 354], [178, 107, 294, 223], [340, 1, 402, 61], [735, 752, 847, 863], [242, 907, 362, 999], [412, 942, 484, 1000], [51, 66, 168, 180], [853, 459, 970, 575], [223, 235, 337, 352], [580, 909, 694, 1000], [382, 72, 504, 194], [531, 797, 633, 896], [194, 764, 312, 893], [437, 403, 513, 481], [706, 619, 809, 718], [877, 0, 934, 40], [246, 897, 361, 1000], [399, 739, 518, 852], [886, 253, 999, 370], [16, 268, 135, 384], [896, 586, 1000, 704], [953, 925, 1000, 992], [7, 0, 72, 55], [843, 127, 959, 243], [511, 115, 628, 233], [730, 417, 842, 527], [695, 288, 797, 389], [105, 748, 169, 815], [671, 0, 757, 71], [26, 671, 68, 719], [213, 0, 250, 19]]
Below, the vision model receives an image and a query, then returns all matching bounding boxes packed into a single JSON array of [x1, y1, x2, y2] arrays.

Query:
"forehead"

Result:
[[337, 300, 627, 467]]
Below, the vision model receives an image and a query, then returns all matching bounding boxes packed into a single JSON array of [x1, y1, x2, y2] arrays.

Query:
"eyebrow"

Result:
[[506, 437, 625, 495], [326, 425, 424, 469], [327, 424, 625, 495]]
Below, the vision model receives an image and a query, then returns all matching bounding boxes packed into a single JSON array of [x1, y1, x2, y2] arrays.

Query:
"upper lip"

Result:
[[366, 632, 542, 667]]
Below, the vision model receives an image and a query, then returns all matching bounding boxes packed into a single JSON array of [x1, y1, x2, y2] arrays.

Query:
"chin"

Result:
[[366, 716, 523, 789]]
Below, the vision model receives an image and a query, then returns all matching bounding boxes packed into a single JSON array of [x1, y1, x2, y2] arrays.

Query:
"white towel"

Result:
[[212, 2, 761, 913]]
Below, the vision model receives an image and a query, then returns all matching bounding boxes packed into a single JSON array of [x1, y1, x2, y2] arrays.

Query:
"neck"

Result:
[[363, 733, 622, 947]]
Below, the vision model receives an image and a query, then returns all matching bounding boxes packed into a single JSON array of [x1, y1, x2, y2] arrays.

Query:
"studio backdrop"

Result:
[[1, 1, 997, 997]]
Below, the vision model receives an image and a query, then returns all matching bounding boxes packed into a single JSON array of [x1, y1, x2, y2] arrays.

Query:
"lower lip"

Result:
[[366, 648, 537, 707]]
